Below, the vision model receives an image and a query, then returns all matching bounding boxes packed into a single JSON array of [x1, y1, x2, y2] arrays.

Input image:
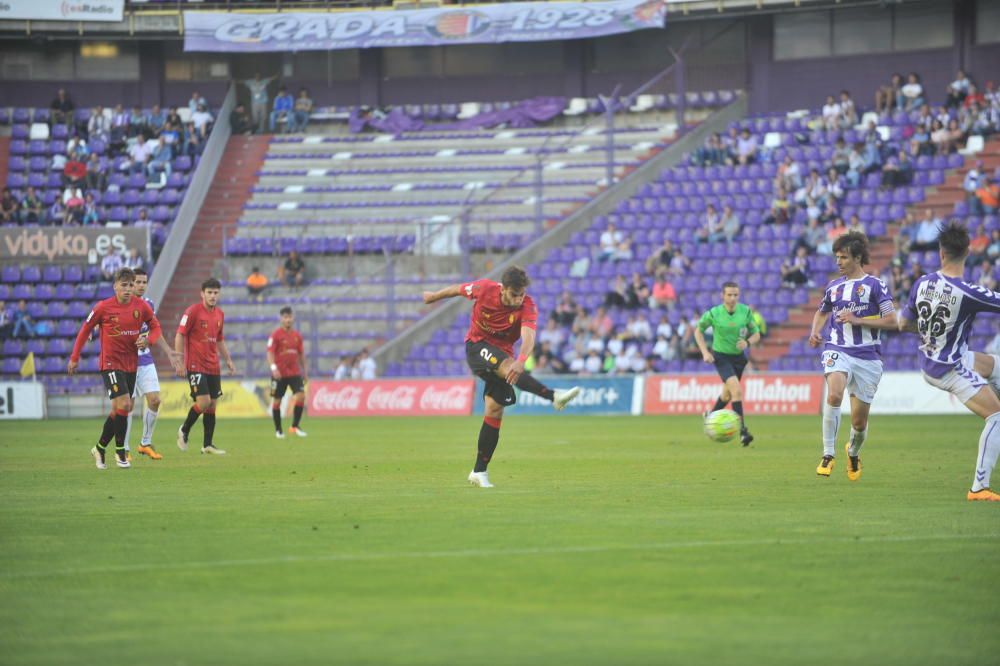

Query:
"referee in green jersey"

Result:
[[694, 281, 761, 446]]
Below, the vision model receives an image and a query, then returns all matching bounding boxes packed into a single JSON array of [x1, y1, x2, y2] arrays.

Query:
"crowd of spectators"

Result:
[[332, 348, 377, 380], [237, 74, 313, 135]]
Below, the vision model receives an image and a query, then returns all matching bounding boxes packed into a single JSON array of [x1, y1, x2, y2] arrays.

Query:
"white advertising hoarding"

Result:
[[0, 382, 46, 420], [0, 0, 124, 22]]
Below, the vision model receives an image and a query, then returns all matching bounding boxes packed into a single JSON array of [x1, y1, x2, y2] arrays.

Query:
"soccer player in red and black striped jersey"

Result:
[[267, 306, 308, 438], [174, 278, 236, 455], [68, 267, 182, 470], [422, 265, 580, 488]]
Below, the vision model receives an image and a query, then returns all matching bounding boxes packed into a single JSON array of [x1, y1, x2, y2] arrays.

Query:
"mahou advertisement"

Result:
[[644, 374, 825, 415], [309, 379, 474, 417]]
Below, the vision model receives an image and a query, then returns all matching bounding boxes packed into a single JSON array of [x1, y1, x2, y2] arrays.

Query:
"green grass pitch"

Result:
[[1, 414, 998, 665]]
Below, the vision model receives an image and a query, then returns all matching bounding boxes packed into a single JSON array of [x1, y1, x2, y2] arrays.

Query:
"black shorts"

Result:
[[188, 372, 223, 400], [102, 370, 136, 400], [271, 375, 305, 399], [465, 340, 516, 407], [714, 352, 748, 382]]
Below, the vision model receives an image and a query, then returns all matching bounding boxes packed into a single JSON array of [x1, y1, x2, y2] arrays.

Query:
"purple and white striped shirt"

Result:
[[137, 296, 156, 367], [819, 274, 894, 361], [902, 271, 1000, 378]]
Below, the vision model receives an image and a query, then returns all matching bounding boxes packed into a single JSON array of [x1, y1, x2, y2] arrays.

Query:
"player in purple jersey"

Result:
[[124, 269, 167, 459], [809, 232, 897, 480], [899, 221, 1000, 502]]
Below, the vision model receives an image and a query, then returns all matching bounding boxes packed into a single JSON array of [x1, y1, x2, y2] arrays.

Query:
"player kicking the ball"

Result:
[[268, 306, 308, 438], [898, 221, 1000, 501], [808, 232, 897, 480], [422, 266, 580, 488], [68, 268, 182, 469], [175, 278, 236, 455], [694, 282, 761, 446]]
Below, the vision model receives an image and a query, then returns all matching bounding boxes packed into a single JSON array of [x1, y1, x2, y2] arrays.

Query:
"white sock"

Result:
[[142, 408, 159, 446], [972, 412, 1000, 492], [822, 402, 841, 457], [123, 410, 134, 452], [848, 427, 867, 457]]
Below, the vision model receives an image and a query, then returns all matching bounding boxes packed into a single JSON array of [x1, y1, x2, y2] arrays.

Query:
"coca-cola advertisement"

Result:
[[643, 374, 825, 415], [308, 379, 475, 417]]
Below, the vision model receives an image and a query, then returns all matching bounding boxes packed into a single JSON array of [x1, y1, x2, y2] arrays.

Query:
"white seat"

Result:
[[629, 94, 656, 113], [563, 97, 588, 117], [29, 122, 49, 140], [456, 102, 480, 120], [959, 135, 985, 155], [764, 132, 782, 149]]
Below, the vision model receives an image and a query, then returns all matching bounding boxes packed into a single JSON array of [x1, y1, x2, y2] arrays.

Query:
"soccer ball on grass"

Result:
[[703, 409, 741, 443]]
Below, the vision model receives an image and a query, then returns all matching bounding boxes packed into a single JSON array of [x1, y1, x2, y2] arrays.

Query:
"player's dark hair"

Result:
[[938, 220, 970, 261], [114, 268, 135, 284], [201, 278, 222, 291], [133, 267, 147, 277], [832, 231, 870, 265], [279, 306, 293, 316], [501, 265, 530, 290], [721, 281, 739, 292]]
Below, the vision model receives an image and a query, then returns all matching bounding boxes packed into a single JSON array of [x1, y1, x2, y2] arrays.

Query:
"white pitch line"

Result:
[[3, 533, 997, 581]]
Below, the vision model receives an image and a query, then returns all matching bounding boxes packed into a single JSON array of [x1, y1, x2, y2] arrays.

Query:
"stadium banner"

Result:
[[840, 372, 968, 415], [156, 380, 272, 419], [309, 379, 474, 417], [471, 375, 638, 415], [644, 373, 825, 415], [183, 0, 665, 53], [0, 0, 124, 22], [0, 381, 46, 420], [0, 226, 149, 264]]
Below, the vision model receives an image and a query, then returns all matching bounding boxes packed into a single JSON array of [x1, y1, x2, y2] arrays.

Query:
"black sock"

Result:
[[182, 406, 201, 436], [474, 418, 501, 473], [515, 373, 555, 401], [272, 406, 282, 432], [99, 415, 115, 447], [732, 401, 745, 428], [203, 412, 216, 447], [113, 412, 128, 453], [712, 396, 728, 412], [292, 404, 303, 428]]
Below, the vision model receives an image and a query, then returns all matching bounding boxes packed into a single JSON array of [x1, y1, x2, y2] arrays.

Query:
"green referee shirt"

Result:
[[698, 303, 759, 355]]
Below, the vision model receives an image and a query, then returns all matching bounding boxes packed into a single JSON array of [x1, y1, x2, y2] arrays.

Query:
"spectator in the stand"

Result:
[[86, 153, 108, 192], [818, 217, 848, 255], [19, 187, 43, 225], [825, 167, 846, 201], [625, 272, 650, 309], [696, 203, 723, 243], [968, 225, 990, 264], [66, 135, 89, 160], [909, 122, 932, 157], [134, 207, 152, 228], [161, 120, 181, 148], [821, 95, 841, 131], [764, 185, 791, 225], [590, 306, 614, 339], [775, 154, 802, 192], [100, 251, 124, 281], [627, 312, 653, 342], [881, 150, 912, 189], [62, 155, 86, 189], [972, 259, 997, 291], [861, 136, 882, 173], [900, 72, 925, 111], [571, 305, 591, 337], [191, 104, 214, 139], [127, 132, 152, 175], [357, 348, 377, 380], [719, 204, 741, 242], [611, 233, 634, 262], [49, 88, 74, 125], [692, 132, 725, 166], [912, 209, 942, 252], [81, 193, 100, 226], [188, 91, 208, 115], [182, 121, 203, 156], [597, 222, 623, 261], [230, 103, 253, 135], [794, 216, 826, 256], [668, 247, 691, 276], [550, 291, 577, 327], [146, 136, 173, 182], [0, 301, 12, 340], [989, 229, 1000, 261], [929, 119, 950, 154], [975, 176, 999, 214], [831, 137, 851, 174], [838, 90, 857, 128], [269, 86, 294, 133], [128, 105, 147, 138], [290, 88, 314, 133], [781, 246, 811, 287], [242, 73, 277, 134], [122, 248, 144, 271], [946, 70, 972, 109], [649, 275, 678, 311], [87, 106, 110, 143], [538, 318, 565, 351], [147, 104, 166, 136], [964, 162, 984, 210], [845, 142, 865, 187], [603, 274, 628, 308], [875, 73, 904, 114], [0, 189, 18, 224], [333, 355, 352, 380], [47, 199, 65, 227], [645, 238, 675, 277], [735, 127, 758, 165], [165, 107, 182, 129], [246, 266, 269, 303], [847, 213, 865, 236], [11, 300, 35, 339], [280, 250, 306, 288]]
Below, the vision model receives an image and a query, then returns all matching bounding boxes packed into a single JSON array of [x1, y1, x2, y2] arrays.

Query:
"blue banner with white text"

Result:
[[472, 375, 637, 416]]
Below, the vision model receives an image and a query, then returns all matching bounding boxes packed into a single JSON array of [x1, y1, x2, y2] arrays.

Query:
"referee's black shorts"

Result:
[[713, 352, 748, 382], [465, 340, 516, 407]]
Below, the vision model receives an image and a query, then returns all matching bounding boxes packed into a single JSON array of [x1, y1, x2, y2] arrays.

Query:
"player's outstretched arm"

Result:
[[836, 310, 898, 330], [897, 315, 918, 333], [422, 284, 463, 304], [808, 309, 826, 347], [219, 339, 237, 375]]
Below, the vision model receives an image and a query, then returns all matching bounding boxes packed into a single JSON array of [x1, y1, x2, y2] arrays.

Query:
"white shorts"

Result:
[[922, 358, 986, 404], [133, 363, 161, 398], [821, 350, 883, 404]]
